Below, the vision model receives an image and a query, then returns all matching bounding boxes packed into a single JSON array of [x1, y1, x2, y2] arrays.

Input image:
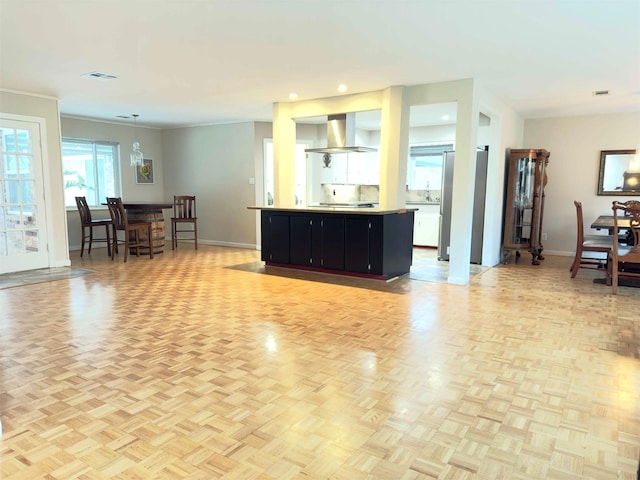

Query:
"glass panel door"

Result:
[[0, 118, 49, 274]]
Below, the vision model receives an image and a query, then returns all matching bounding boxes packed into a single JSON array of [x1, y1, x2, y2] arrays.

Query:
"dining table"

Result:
[[591, 215, 635, 245], [590, 215, 631, 232], [104, 201, 174, 254], [589, 215, 640, 288], [124, 201, 174, 253]]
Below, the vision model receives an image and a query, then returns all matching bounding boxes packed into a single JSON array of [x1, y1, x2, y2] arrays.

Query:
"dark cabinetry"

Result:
[[260, 210, 414, 279], [345, 216, 371, 273], [261, 213, 290, 264], [290, 215, 312, 266], [319, 216, 346, 270]]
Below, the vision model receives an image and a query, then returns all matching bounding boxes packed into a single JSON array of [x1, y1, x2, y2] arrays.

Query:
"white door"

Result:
[[0, 118, 49, 274]]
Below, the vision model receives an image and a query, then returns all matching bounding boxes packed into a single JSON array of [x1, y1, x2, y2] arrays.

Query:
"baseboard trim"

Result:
[[195, 240, 256, 250], [70, 240, 257, 251]]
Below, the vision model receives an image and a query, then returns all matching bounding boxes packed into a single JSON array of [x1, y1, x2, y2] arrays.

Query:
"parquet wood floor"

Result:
[[1, 245, 638, 479]]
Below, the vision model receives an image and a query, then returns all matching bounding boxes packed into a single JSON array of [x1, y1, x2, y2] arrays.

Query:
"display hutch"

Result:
[[502, 149, 550, 265]]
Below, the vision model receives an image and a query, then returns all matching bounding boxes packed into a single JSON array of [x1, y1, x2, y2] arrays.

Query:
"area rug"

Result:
[[0, 267, 94, 290]]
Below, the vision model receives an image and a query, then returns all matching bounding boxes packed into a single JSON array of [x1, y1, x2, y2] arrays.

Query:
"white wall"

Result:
[[161, 122, 257, 248], [1, 90, 70, 268], [408, 124, 456, 145], [61, 116, 164, 250], [523, 111, 640, 256], [476, 88, 524, 266]]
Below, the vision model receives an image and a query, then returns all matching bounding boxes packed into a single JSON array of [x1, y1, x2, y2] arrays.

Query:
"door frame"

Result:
[[0, 113, 54, 273]]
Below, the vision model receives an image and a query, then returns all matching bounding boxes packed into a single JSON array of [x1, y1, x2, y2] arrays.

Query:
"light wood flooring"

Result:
[[1, 245, 639, 479]]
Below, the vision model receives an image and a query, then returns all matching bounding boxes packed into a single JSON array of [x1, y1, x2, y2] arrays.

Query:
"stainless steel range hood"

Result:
[[305, 113, 377, 154]]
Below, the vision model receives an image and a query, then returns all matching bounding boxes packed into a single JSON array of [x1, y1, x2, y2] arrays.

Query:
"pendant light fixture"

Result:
[[130, 114, 144, 167]]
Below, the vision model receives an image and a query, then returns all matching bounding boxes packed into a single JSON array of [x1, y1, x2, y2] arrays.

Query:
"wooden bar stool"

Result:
[[171, 195, 198, 250], [75, 196, 112, 257], [106, 197, 154, 263]]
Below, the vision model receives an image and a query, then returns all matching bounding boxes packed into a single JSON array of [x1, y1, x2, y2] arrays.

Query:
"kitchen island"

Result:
[[248, 206, 416, 280]]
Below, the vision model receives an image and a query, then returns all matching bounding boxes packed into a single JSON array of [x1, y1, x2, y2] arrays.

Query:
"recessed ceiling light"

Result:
[[82, 71, 117, 80], [441, 115, 450, 121], [337, 84, 347, 93], [289, 93, 298, 100], [593, 90, 610, 96]]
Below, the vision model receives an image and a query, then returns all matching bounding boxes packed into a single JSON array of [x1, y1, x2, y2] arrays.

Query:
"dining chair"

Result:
[[75, 196, 112, 257], [171, 195, 198, 250], [570, 201, 613, 278], [607, 200, 640, 294], [106, 197, 154, 263]]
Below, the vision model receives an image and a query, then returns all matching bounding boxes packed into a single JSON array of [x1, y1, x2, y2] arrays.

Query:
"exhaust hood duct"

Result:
[[305, 113, 377, 154]]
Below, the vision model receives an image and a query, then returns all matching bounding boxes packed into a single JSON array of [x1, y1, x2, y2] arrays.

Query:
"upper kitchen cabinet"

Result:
[[317, 151, 380, 185], [502, 149, 550, 265], [348, 151, 380, 185], [319, 154, 348, 184]]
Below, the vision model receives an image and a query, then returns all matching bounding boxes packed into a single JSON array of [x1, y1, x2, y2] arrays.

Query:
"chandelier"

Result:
[[130, 114, 144, 167]]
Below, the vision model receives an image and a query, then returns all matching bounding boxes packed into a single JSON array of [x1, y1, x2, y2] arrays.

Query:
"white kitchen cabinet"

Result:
[[319, 155, 348, 184], [412, 204, 440, 247], [363, 151, 380, 185], [319, 163, 333, 184], [347, 154, 365, 184], [319, 151, 379, 185], [344, 151, 380, 185]]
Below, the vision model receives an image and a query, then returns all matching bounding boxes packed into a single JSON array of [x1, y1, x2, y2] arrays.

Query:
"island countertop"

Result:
[[247, 205, 417, 215]]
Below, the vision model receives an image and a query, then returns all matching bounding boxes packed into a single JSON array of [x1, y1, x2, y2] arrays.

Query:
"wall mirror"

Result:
[[597, 149, 640, 195]]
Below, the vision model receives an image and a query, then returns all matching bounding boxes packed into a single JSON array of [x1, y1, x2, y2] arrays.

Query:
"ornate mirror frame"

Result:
[[597, 149, 640, 196]]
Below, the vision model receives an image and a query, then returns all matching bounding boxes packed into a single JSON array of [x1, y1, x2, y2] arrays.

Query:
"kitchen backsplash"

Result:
[[406, 188, 441, 203], [320, 184, 379, 203], [320, 184, 441, 204]]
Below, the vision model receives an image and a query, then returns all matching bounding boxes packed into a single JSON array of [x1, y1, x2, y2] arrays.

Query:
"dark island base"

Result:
[[260, 209, 415, 281]]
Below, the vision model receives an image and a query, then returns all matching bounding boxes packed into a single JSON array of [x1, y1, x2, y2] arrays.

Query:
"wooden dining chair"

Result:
[[570, 200, 613, 278], [171, 195, 198, 250], [607, 200, 640, 294], [106, 197, 154, 263], [75, 196, 112, 257]]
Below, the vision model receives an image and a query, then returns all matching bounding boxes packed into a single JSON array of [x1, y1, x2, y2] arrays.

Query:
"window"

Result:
[[62, 139, 120, 208], [406, 143, 453, 202]]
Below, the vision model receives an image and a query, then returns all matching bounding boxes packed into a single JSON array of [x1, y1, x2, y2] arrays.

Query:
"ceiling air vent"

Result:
[[82, 71, 117, 80], [593, 90, 610, 96]]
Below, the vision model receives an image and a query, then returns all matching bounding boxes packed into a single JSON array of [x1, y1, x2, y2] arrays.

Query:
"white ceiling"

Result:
[[1, 0, 639, 129]]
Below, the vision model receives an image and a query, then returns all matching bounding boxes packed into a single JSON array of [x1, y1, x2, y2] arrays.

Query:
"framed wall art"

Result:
[[136, 159, 154, 184]]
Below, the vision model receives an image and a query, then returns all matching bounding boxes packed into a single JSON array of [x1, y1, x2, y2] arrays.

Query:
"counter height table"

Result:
[[105, 201, 174, 254]]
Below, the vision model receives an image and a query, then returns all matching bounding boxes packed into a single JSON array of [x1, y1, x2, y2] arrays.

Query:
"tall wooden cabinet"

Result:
[[502, 149, 550, 265]]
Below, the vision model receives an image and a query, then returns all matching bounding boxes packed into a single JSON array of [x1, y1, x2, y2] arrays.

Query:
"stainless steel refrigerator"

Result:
[[437, 147, 489, 264]]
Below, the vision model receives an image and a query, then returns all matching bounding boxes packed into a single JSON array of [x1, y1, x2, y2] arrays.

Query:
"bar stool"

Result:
[[171, 195, 198, 250], [106, 197, 154, 263], [75, 196, 112, 257]]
